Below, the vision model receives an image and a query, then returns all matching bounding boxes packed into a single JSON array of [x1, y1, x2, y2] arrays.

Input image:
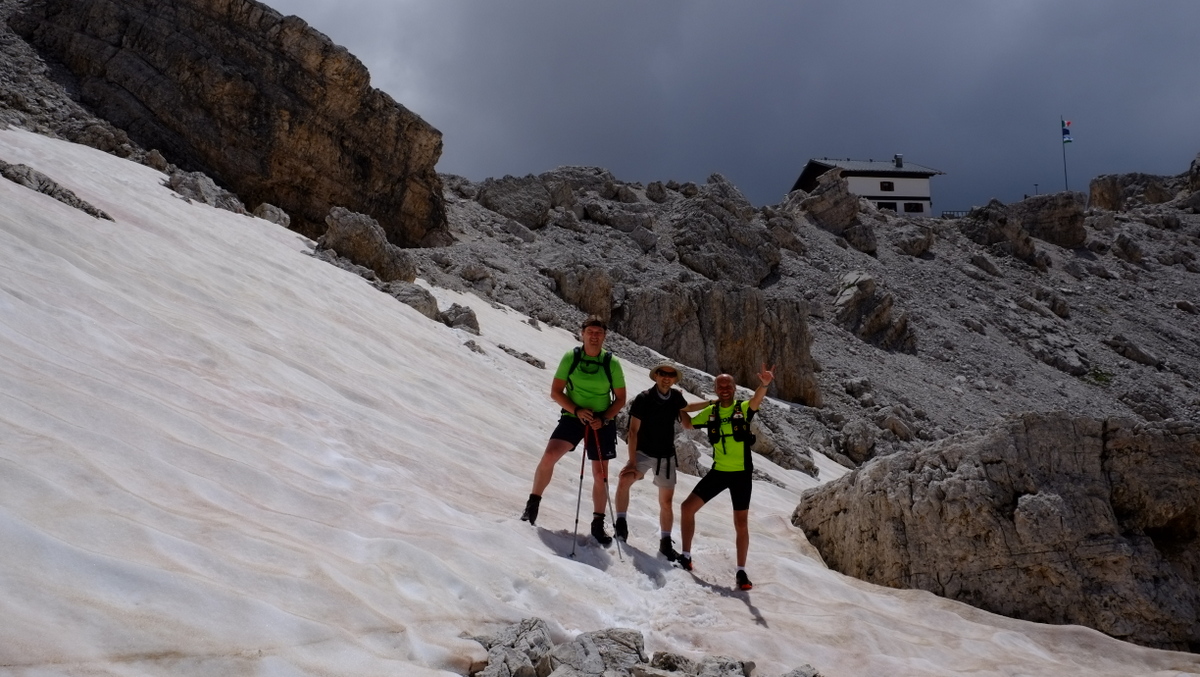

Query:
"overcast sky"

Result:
[[267, 0, 1200, 213]]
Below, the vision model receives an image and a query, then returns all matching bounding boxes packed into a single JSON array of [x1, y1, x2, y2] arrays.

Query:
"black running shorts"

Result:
[[690, 468, 753, 511], [550, 415, 618, 461]]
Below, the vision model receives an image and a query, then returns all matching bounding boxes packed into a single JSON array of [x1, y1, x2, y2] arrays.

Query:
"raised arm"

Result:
[[748, 363, 775, 411]]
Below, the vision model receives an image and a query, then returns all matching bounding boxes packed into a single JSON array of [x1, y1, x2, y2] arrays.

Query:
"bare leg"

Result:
[[657, 487, 675, 534], [530, 439, 574, 496], [615, 467, 642, 514], [591, 459, 609, 514], [680, 493, 705, 553], [733, 509, 749, 568]]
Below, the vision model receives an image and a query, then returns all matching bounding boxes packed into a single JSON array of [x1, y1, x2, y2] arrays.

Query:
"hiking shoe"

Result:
[[677, 554, 693, 571], [736, 570, 753, 591], [658, 537, 679, 562], [614, 516, 628, 541], [591, 515, 613, 545], [520, 496, 540, 525]]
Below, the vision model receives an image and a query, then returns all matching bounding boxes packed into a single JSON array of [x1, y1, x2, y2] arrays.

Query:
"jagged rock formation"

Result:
[[10, 0, 450, 246], [792, 168, 877, 256], [792, 412, 1200, 651], [470, 617, 823, 677], [1090, 169, 1191, 212], [832, 271, 916, 353], [426, 170, 823, 406]]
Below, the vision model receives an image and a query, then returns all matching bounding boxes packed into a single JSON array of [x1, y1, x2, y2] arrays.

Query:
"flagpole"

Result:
[[1061, 117, 1069, 192]]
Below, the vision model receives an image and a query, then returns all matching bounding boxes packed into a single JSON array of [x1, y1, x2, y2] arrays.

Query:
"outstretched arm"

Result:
[[748, 363, 775, 411]]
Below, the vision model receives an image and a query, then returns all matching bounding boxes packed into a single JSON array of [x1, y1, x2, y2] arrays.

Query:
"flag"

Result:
[[1062, 119, 1073, 144]]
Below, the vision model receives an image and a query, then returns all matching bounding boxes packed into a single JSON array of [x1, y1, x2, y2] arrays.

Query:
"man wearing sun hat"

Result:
[[613, 359, 701, 561], [520, 316, 627, 545]]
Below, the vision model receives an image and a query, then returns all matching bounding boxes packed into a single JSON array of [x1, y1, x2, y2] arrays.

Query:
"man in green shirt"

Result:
[[521, 317, 627, 545], [678, 365, 774, 590]]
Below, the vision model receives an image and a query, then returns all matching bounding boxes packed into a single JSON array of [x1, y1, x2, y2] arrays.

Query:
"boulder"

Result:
[[797, 168, 858, 234], [166, 168, 246, 213], [477, 175, 552, 230], [252, 202, 290, 228], [792, 413, 1200, 651], [318, 207, 416, 283], [440, 303, 480, 334], [539, 628, 646, 676], [1104, 334, 1163, 368], [12, 0, 450, 246], [957, 199, 1036, 262], [888, 224, 934, 257], [1010, 192, 1087, 248], [381, 281, 439, 320]]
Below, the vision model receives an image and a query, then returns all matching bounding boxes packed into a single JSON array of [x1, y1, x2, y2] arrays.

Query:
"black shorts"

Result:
[[550, 415, 618, 461], [690, 469, 753, 511]]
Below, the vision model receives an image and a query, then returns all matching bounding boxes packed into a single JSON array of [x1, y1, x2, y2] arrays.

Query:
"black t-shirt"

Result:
[[629, 387, 688, 458]]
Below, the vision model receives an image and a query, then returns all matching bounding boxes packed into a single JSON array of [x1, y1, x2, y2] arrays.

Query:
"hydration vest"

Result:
[[706, 400, 757, 447]]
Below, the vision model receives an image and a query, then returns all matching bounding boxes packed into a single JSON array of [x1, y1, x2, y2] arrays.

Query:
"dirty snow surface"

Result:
[[1, 128, 1197, 676]]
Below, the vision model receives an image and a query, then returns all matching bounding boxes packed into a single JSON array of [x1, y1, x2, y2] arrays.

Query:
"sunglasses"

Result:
[[655, 369, 678, 378]]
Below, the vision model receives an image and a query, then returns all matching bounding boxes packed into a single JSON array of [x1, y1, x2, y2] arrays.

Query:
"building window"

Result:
[[903, 202, 924, 213], [877, 202, 897, 211], [880, 181, 895, 191]]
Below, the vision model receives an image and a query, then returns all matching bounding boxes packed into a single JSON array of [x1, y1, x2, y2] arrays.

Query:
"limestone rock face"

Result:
[[12, 0, 450, 246], [1010, 192, 1087, 248], [615, 281, 822, 406], [792, 412, 1200, 651], [1091, 172, 1186, 212]]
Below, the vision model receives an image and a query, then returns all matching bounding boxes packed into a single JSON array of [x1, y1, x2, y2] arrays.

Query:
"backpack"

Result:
[[565, 347, 613, 390]]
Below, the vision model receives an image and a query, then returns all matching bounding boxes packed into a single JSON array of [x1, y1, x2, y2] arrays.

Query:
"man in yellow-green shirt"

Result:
[[679, 364, 774, 590], [520, 316, 627, 545]]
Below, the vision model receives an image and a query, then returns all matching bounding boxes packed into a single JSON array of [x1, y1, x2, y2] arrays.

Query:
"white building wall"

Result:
[[845, 176, 931, 199], [844, 175, 933, 214]]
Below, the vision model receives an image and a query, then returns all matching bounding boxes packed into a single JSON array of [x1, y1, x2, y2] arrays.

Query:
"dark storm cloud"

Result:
[[270, 0, 1200, 211]]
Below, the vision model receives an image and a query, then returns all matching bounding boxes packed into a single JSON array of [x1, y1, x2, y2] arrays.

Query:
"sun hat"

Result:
[[649, 360, 680, 379]]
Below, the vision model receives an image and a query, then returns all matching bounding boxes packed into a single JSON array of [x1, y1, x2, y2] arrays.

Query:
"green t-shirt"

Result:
[[692, 401, 754, 472], [554, 349, 626, 415]]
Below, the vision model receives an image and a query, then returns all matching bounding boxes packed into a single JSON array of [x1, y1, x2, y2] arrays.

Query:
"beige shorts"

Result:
[[629, 450, 678, 489]]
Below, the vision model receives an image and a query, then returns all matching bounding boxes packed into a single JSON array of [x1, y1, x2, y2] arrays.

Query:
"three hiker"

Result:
[[678, 366, 774, 591], [521, 317, 627, 545], [519, 316, 772, 591]]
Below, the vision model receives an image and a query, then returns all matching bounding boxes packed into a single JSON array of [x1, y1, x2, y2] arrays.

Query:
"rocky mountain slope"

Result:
[[4, 0, 1200, 654]]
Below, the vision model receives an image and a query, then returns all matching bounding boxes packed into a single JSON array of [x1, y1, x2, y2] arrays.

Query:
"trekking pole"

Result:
[[569, 427, 588, 558], [594, 425, 625, 562]]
